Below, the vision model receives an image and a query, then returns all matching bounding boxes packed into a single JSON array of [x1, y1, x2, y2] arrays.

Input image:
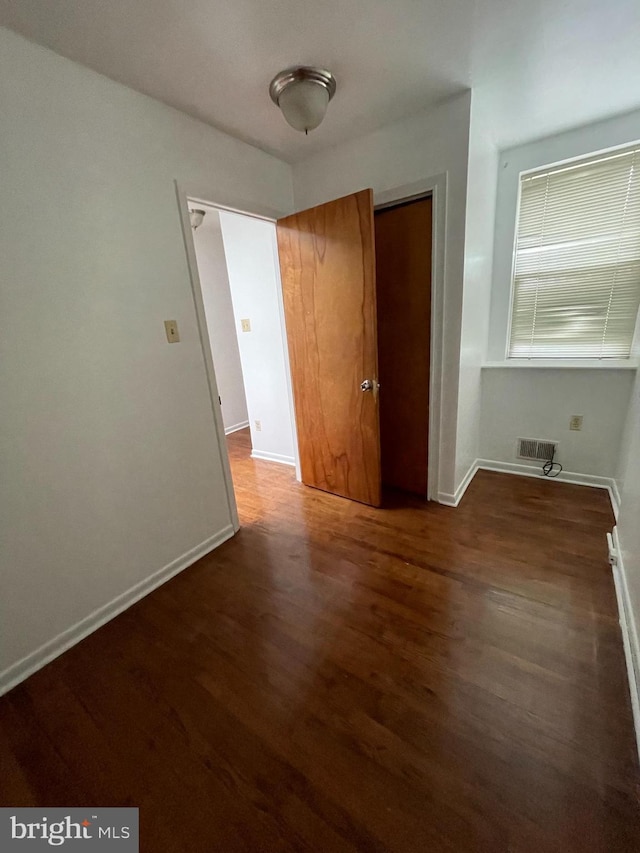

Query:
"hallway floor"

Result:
[[1, 429, 638, 851]]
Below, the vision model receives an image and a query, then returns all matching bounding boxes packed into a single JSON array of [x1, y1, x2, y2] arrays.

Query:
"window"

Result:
[[508, 145, 640, 358]]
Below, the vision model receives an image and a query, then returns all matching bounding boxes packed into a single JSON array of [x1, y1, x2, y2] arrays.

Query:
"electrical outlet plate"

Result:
[[569, 415, 583, 431], [254, 420, 262, 431], [241, 319, 251, 332]]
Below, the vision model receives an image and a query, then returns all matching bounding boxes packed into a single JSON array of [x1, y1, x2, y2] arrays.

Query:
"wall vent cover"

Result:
[[517, 438, 558, 461]]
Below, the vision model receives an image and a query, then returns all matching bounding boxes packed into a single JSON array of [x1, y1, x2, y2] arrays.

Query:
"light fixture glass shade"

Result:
[[277, 80, 330, 132]]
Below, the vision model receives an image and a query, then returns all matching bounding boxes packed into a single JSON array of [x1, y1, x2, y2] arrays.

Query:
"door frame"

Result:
[[374, 174, 445, 502], [174, 181, 301, 532], [176, 173, 446, 515]]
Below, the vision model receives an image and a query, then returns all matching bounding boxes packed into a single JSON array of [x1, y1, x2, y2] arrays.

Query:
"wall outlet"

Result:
[[164, 320, 180, 343], [254, 419, 262, 431], [569, 415, 583, 431], [241, 318, 251, 332]]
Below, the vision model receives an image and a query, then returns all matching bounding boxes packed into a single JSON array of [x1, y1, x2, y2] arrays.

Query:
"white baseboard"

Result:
[[0, 525, 235, 697], [610, 480, 622, 521], [475, 458, 619, 518], [224, 420, 249, 435], [251, 449, 296, 467], [610, 526, 640, 762], [438, 458, 619, 518], [438, 460, 479, 507]]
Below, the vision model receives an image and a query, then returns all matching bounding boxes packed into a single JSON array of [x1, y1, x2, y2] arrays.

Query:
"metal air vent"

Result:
[[517, 438, 558, 461]]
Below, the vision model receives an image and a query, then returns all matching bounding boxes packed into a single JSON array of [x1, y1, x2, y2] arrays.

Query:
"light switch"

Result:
[[569, 414, 583, 431], [164, 320, 180, 343], [241, 318, 251, 332]]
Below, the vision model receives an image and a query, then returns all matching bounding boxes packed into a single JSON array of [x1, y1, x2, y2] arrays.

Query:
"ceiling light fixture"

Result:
[[269, 66, 336, 134], [189, 209, 206, 230]]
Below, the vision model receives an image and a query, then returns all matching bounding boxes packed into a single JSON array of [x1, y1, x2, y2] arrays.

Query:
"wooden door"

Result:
[[375, 197, 432, 496], [277, 189, 381, 506]]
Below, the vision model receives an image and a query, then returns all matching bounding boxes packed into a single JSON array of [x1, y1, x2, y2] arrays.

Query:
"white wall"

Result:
[[292, 91, 472, 497], [480, 368, 635, 478], [192, 207, 248, 433], [0, 26, 293, 690], [479, 108, 640, 480], [455, 95, 499, 491], [218, 212, 296, 466], [488, 106, 640, 360]]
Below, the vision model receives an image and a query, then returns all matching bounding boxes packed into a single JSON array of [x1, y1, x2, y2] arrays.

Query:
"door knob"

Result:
[[361, 379, 375, 392]]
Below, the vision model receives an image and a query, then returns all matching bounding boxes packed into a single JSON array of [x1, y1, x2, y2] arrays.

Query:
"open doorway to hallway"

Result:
[[188, 199, 298, 521], [181, 183, 439, 526]]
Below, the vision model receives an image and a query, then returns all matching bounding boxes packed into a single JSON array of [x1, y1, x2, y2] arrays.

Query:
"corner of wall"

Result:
[[0, 525, 235, 697], [454, 93, 499, 491]]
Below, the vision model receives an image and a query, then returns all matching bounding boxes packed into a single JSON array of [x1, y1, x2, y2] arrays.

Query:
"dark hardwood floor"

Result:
[[1, 427, 638, 851]]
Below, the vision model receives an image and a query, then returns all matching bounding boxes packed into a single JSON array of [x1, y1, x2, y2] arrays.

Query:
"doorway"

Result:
[[375, 197, 432, 498], [191, 205, 250, 440], [187, 198, 299, 520]]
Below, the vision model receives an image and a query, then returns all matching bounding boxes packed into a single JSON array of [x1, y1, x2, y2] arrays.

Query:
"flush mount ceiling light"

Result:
[[189, 209, 206, 230], [269, 66, 336, 134]]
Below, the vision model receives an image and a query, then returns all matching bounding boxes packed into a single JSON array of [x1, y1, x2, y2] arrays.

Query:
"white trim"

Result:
[[438, 457, 619, 517], [611, 480, 622, 520], [477, 457, 615, 487], [610, 525, 640, 762], [476, 458, 619, 517], [438, 460, 479, 507], [269, 225, 302, 482], [179, 187, 289, 223], [224, 420, 250, 435], [175, 182, 239, 533], [504, 168, 524, 359], [482, 360, 638, 370], [0, 526, 235, 697], [374, 175, 446, 503], [251, 449, 296, 466]]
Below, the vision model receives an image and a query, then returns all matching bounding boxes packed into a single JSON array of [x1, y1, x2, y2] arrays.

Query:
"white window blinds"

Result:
[[509, 145, 640, 358]]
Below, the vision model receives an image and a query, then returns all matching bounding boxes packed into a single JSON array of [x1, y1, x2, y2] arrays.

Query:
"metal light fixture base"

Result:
[[269, 66, 336, 106]]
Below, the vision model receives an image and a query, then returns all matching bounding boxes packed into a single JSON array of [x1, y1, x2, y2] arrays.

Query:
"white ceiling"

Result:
[[1, 0, 640, 162]]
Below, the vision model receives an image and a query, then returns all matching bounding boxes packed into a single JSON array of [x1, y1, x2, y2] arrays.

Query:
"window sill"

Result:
[[482, 360, 639, 370]]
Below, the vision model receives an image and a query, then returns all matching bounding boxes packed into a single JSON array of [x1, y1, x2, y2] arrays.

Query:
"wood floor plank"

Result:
[[1, 426, 638, 851]]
